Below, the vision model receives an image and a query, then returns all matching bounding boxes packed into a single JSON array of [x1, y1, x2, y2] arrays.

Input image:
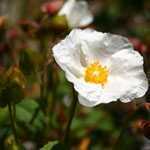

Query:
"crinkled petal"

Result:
[[52, 29, 85, 80], [59, 0, 93, 28], [103, 33, 133, 54], [74, 79, 102, 107], [76, 30, 133, 67], [74, 29, 111, 66], [59, 0, 75, 16], [110, 49, 146, 77], [63, 72, 103, 107], [100, 49, 148, 103]]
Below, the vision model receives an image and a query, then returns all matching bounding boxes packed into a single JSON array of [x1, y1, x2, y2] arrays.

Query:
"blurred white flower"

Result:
[[52, 29, 148, 107], [58, 0, 93, 28]]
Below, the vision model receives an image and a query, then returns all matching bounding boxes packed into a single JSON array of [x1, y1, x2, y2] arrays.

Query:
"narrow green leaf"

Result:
[[40, 141, 59, 150]]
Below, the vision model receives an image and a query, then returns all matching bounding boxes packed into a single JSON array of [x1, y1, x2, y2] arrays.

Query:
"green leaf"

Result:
[[16, 98, 39, 114], [0, 107, 9, 125], [16, 98, 44, 130], [40, 141, 59, 150], [0, 99, 44, 133], [71, 109, 114, 138]]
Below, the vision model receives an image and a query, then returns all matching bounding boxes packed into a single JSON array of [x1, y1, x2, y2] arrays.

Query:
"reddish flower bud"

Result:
[[143, 102, 150, 111], [41, 0, 63, 15], [6, 28, 21, 40], [134, 119, 150, 139], [129, 37, 147, 53]]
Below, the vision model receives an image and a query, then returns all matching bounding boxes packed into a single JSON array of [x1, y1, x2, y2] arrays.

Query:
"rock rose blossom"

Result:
[[52, 29, 148, 107], [58, 0, 93, 28]]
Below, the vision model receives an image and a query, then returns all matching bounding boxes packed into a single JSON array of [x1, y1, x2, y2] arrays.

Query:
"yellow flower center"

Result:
[[84, 62, 109, 85]]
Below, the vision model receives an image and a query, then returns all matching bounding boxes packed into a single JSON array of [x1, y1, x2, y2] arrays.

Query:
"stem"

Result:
[[12, 102, 16, 121], [29, 77, 46, 124], [49, 92, 56, 127], [49, 64, 58, 127], [63, 87, 78, 148], [29, 106, 40, 124], [29, 62, 48, 124], [40, 69, 47, 114], [8, 102, 18, 144]]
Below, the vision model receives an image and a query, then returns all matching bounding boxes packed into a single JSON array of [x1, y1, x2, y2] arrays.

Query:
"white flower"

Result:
[[52, 29, 148, 107], [58, 0, 93, 28]]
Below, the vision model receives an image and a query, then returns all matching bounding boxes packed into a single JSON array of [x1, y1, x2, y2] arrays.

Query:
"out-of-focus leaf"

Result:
[[40, 141, 59, 150], [114, 128, 142, 150], [0, 99, 44, 134], [16, 98, 44, 130], [72, 109, 114, 138], [17, 98, 39, 114], [0, 107, 9, 125]]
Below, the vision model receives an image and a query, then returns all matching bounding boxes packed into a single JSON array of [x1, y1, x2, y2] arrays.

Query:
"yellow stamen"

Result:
[[84, 62, 109, 85]]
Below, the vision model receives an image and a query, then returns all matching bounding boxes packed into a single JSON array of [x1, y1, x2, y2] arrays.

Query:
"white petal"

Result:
[[79, 33, 133, 64], [103, 33, 133, 54], [78, 94, 101, 107], [72, 29, 110, 66], [52, 29, 85, 80], [110, 49, 145, 77], [80, 35, 110, 66], [74, 79, 103, 107], [59, 0, 75, 16], [75, 30, 133, 67], [101, 49, 148, 103], [59, 0, 93, 28]]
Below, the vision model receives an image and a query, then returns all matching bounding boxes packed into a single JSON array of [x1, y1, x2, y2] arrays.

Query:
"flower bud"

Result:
[[129, 37, 147, 53], [136, 119, 150, 139], [0, 67, 26, 107], [50, 15, 68, 31], [41, 0, 63, 15], [6, 66, 26, 89]]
